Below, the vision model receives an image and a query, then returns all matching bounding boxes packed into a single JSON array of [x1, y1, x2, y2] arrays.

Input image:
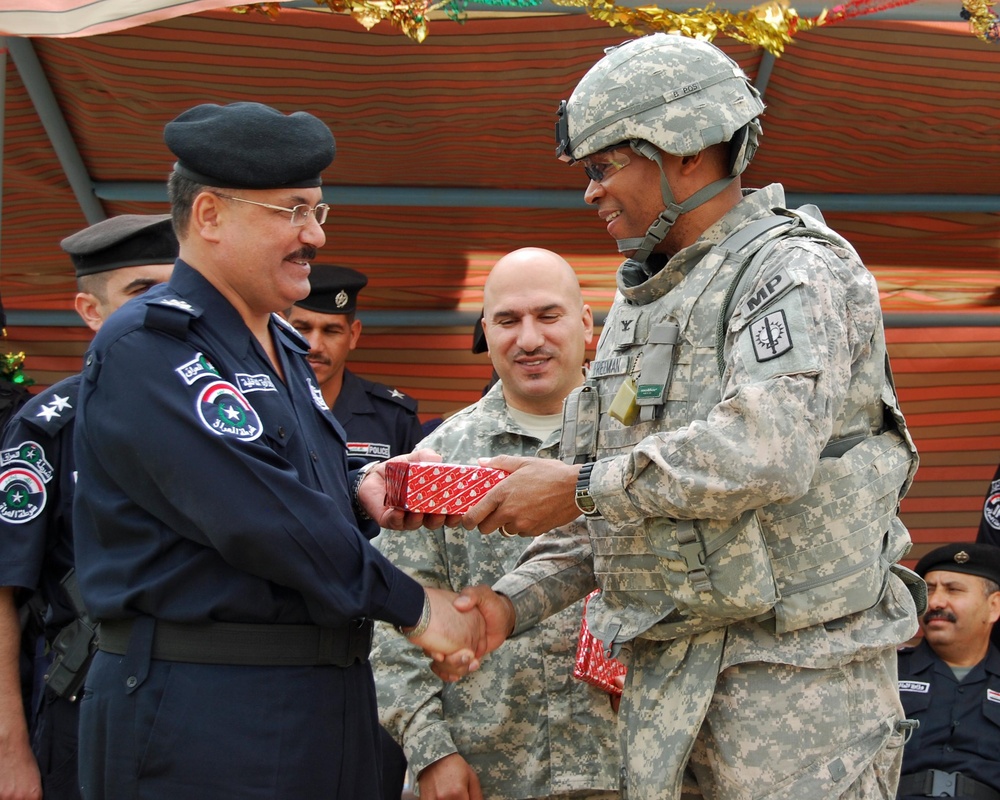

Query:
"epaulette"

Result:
[[371, 382, 418, 413], [272, 313, 310, 351], [143, 296, 202, 339], [20, 379, 80, 436]]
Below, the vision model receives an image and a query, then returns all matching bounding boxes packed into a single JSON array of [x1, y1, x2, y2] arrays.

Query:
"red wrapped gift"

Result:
[[383, 461, 507, 514], [573, 589, 627, 696]]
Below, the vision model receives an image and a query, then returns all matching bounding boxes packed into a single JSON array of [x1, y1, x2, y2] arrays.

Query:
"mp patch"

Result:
[[739, 267, 794, 320], [0, 466, 46, 523], [750, 309, 793, 362], [195, 381, 262, 441]]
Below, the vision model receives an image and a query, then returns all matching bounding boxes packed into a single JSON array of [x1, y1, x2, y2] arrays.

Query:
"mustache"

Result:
[[514, 348, 555, 360], [923, 610, 957, 625], [291, 246, 318, 262]]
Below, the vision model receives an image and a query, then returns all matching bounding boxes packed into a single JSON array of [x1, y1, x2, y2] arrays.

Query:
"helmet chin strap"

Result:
[[616, 143, 734, 266]]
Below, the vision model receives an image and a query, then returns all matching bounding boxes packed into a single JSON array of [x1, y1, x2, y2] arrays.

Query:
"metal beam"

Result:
[[287, 0, 971, 22], [8, 308, 998, 329], [755, 51, 776, 98], [91, 181, 1000, 214], [7, 37, 104, 224]]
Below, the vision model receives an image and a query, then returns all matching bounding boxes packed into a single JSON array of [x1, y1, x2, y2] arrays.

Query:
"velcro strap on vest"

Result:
[[98, 617, 373, 667]]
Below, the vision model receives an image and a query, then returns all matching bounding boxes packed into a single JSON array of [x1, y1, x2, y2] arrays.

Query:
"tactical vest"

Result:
[[561, 208, 919, 647]]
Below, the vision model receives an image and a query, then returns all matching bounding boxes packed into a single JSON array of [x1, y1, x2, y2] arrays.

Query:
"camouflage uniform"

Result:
[[372, 381, 620, 800], [495, 183, 919, 799]]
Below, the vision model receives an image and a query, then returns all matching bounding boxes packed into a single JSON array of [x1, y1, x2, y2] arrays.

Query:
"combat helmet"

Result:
[[555, 34, 765, 265]]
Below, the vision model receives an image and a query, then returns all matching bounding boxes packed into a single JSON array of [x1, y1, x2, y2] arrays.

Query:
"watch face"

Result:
[[575, 491, 597, 515]]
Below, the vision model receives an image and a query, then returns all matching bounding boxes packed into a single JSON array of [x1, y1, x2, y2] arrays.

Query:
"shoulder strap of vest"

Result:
[[714, 213, 800, 379]]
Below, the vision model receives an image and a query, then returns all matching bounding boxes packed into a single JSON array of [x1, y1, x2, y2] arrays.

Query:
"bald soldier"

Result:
[[373, 248, 620, 800]]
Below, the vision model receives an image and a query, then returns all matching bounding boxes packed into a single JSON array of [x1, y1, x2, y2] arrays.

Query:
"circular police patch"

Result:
[[984, 491, 1000, 532], [0, 467, 46, 524], [195, 381, 263, 441]]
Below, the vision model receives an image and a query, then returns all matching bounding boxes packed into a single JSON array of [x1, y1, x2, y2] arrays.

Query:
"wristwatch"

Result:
[[575, 462, 602, 518]]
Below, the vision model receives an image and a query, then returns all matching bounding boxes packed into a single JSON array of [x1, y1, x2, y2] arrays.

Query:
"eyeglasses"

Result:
[[214, 193, 330, 227], [580, 148, 631, 183]]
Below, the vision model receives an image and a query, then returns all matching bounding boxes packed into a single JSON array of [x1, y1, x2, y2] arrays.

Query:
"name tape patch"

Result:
[[176, 353, 220, 386], [235, 373, 277, 394], [347, 442, 391, 460], [1, 441, 54, 483]]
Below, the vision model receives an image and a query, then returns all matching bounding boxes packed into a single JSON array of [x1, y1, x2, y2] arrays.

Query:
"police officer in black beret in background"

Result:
[[0, 214, 176, 800], [897, 542, 1000, 800], [286, 264, 422, 466], [71, 101, 486, 800]]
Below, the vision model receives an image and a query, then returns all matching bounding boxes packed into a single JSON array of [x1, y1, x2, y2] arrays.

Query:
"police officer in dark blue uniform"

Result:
[[287, 264, 422, 465], [897, 542, 1000, 800], [71, 101, 484, 800], [0, 214, 176, 800]]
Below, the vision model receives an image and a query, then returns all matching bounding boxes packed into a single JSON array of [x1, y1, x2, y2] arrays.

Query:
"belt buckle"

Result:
[[929, 769, 957, 797]]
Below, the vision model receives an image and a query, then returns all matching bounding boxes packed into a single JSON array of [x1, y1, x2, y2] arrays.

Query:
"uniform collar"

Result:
[[332, 369, 375, 419], [480, 380, 561, 452], [911, 637, 1000, 677], [170, 260, 304, 360], [617, 183, 787, 306]]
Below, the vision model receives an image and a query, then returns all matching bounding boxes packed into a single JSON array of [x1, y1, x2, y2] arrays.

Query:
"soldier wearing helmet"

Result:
[[445, 33, 922, 800]]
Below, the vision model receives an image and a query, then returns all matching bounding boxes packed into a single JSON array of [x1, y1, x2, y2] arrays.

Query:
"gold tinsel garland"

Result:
[[1, 351, 35, 387], [232, 0, 999, 47], [551, 0, 822, 54]]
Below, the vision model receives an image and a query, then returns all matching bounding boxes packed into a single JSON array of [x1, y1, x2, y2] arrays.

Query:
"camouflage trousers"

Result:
[[618, 633, 905, 800]]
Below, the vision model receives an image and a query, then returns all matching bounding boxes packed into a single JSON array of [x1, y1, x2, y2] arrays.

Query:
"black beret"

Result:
[[915, 542, 1000, 587], [164, 102, 335, 189], [60, 214, 178, 278], [472, 309, 488, 354], [296, 264, 368, 315]]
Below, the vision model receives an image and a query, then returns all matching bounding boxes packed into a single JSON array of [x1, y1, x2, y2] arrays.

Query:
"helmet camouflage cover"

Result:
[[556, 33, 765, 175]]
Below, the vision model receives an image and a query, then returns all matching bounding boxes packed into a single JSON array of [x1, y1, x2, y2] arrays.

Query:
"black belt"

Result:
[[98, 617, 373, 667], [898, 770, 1000, 800]]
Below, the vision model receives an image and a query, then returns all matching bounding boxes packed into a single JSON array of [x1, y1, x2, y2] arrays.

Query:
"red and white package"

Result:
[[573, 589, 627, 696], [383, 461, 507, 514]]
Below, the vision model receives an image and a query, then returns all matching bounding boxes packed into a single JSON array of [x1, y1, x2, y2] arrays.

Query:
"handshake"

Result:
[[404, 585, 515, 682]]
